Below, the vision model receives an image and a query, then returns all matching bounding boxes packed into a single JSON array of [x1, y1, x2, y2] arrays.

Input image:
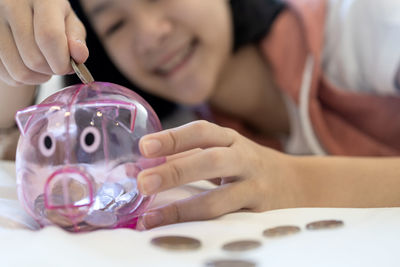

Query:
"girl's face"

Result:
[[80, 0, 232, 105]]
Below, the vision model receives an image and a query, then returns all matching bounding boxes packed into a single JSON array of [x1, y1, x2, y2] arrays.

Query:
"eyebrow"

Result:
[[89, 1, 113, 17]]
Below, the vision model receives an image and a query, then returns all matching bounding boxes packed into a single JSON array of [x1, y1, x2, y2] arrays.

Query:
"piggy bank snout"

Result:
[[44, 168, 94, 211]]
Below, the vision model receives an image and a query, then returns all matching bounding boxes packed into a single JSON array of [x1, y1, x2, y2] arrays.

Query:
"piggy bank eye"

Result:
[[39, 132, 56, 157], [80, 127, 101, 153]]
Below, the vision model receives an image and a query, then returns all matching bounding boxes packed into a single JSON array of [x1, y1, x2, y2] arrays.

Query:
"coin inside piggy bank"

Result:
[[15, 82, 163, 232]]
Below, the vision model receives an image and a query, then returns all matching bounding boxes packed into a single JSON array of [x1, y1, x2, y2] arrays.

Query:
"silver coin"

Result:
[[93, 183, 125, 210], [92, 194, 113, 210], [63, 221, 96, 232], [263, 225, 301, 237], [34, 194, 46, 217], [111, 180, 139, 212], [101, 183, 124, 199], [222, 240, 262, 252], [34, 194, 85, 228], [118, 178, 137, 192], [114, 190, 138, 206], [51, 179, 88, 204], [205, 259, 256, 267], [84, 210, 117, 227], [306, 220, 344, 230], [70, 58, 94, 84], [46, 209, 76, 227], [151, 236, 201, 250]]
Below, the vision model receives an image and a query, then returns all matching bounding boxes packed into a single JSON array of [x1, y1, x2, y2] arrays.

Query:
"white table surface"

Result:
[[0, 160, 399, 267]]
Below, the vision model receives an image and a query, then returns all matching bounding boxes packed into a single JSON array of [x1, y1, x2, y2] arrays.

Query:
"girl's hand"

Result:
[[136, 120, 299, 230], [0, 0, 88, 86]]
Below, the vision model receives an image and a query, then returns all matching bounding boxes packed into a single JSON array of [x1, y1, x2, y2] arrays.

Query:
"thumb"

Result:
[[65, 12, 89, 64]]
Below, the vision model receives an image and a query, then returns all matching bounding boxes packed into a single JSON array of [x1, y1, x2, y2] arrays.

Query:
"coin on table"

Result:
[[84, 210, 117, 227], [222, 240, 262, 252], [70, 58, 94, 84], [151, 235, 201, 250], [205, 259, 256, 267], [263, 225, 301, 237], [306, 219, 344, 230]]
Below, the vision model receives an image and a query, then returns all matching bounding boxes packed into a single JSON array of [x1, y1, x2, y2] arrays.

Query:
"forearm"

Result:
[[0, 80, 36, 128], [290, 155, 400, 208]]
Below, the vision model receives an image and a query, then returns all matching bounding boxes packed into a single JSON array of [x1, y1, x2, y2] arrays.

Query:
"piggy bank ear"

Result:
[[15, 105, 57, 136]]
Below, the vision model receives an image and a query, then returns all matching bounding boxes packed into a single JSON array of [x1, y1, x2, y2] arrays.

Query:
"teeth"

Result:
[[157, 43, 193, 75]]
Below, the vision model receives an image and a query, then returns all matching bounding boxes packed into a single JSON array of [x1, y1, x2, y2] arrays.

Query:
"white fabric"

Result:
[[323, 0, 400, 95], [284, 0, 400, 155], [1, 160, 400, 267]]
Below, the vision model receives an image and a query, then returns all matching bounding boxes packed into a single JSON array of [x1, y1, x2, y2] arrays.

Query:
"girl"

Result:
[[0, 0, 399, 230]]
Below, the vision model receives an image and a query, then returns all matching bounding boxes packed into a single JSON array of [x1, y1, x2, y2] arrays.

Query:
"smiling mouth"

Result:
[[153, 39, 198, 77]]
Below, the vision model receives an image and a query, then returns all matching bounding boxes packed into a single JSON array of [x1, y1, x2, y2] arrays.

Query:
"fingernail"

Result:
[[75, 39, 86, 45], [142, 139, 162, 156], [140, 174, 162, 195], [142, 211, 163, 229]]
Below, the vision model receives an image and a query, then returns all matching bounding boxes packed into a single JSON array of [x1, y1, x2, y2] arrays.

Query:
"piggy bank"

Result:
[[15, 82, 163, 232]]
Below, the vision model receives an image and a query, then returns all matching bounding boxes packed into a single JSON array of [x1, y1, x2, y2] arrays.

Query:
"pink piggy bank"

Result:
[[15, 82, 163, 232]]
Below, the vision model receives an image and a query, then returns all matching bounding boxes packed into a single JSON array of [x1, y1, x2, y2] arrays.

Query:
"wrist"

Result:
[[279, 154, 316, 208]]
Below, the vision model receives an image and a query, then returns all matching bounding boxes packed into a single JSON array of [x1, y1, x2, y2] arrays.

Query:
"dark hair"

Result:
[[230, 0, 285, 51], [67, 0, 285, 117]]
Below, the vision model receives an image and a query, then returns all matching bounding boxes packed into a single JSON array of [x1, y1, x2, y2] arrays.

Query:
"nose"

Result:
[[133, 11, 172, 54], [44, 167, 94, 219]]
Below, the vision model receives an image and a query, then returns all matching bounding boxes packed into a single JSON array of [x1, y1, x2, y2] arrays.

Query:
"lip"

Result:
[[153, 39, 198, 78]]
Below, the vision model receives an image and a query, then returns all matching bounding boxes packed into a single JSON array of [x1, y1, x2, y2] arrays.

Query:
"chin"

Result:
[[173, 78, 215, 106]]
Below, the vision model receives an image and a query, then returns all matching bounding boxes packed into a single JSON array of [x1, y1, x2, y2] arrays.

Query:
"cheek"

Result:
[[103, 38, 162, 89], [103, 38, 138, 76]]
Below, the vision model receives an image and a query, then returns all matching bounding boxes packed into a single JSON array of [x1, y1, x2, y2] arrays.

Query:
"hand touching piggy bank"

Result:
[[15, 82, 163, 232]]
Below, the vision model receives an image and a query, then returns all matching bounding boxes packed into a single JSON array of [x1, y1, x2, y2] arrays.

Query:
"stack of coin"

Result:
[[50, 179, 89, 206], [93, 179, 139, 213], [33, 177, 140, 231]]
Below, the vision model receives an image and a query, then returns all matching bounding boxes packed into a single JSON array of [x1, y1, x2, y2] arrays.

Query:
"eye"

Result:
[[80, 127, 101, 153], [39, 132, 56, 157], [104, 18, 126, 37]]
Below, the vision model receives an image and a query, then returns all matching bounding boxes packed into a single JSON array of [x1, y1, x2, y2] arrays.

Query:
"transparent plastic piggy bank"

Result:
[[15, 82, 163, 232]]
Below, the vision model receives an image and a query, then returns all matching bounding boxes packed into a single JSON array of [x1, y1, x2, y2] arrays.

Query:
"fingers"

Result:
[[0, 59, 21, 86], [6, 2, 52, 74], [65, 11, 89, 64], [138, 147, 243, 195], [165, 148, 203, 162], [140, 120, 237, 157], [0, 20, 51, 85], [33, 0, 71, 74], [138, 182, 253, 230], [0, 0, 88, 85]]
